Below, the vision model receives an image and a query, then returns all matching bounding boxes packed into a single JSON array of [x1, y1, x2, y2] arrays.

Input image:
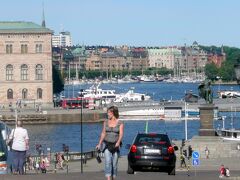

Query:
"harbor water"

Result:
[[26, 82, 240, 155]]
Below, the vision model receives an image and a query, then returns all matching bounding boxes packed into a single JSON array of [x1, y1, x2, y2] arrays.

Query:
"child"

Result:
[[57, 153, 64, 169], [205, 146, 210, 159], [225, 167, 230, 177], [26, 155, 34, 170], [219, 164, 226, 178], [40, 159, 47, 173]]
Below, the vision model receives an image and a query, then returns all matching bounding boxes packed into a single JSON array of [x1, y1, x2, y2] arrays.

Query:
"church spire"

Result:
[[42, 2, 46, 27]]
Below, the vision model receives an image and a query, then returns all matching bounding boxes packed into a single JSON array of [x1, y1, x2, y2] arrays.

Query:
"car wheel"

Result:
[[168, 166, 175, 175], [127, 163, 134, 174]]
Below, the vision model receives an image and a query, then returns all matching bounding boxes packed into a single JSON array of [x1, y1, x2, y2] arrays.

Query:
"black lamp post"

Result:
[[234, 64, 240, 84], [79, 89, 84, 173]]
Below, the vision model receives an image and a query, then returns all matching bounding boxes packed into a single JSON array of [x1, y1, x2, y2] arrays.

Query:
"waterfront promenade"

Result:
[[1, 156, 240, 179], [1, 98, 240, 124]]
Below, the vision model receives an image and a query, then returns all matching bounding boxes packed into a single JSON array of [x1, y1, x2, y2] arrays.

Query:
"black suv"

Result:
[[127, 133, 178, 175]]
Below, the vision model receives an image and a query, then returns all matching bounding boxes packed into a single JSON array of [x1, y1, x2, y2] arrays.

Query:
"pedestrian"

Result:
[[26, 154, 34, 170], [96, 106, 124, 180], [56, 153, 64, 169], [205, 146, 210, 159], [180, 153, 187, 168], [237, 144, 240, 151], [40, 158, 47, 173], [225, 167, 230, 177], [219, 164, 226, 178], [8, 120, 29, 175]]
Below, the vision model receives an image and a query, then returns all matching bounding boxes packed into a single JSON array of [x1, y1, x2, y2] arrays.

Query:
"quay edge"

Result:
[[0, 109, 107, 125]]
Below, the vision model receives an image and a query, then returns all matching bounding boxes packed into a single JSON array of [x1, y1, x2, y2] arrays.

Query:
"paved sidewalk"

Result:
[[2, 171, 240, 180], [52, 156, 240, 173], [3, 156, 239, 180]]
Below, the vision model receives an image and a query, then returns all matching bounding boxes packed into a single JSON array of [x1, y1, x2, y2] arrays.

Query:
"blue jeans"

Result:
[[12, 150, 26, 174], [104, 149, 119, 178]]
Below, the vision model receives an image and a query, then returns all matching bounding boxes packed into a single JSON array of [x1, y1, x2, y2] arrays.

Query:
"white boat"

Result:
[[217, 129, 240, 141], [218, 90, 240, 98], [216, 115, 240, 141], [138, 75, 155, 82], [114, 87, 151, 103], [78, 83, 117, 104], [120, 108, 164, 116]]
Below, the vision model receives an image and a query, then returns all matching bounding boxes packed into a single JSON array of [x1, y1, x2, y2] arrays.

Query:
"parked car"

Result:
[[0, 122, 8, 174], [126, 133, 178, 175]]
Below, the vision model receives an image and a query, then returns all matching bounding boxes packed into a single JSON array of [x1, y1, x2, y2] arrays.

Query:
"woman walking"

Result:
[[9, 120, 29, 175], [96, 106, 124, 180]]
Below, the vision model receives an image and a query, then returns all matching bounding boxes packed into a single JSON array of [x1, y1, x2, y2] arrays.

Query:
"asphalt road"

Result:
[[1, 170, 240, 180]]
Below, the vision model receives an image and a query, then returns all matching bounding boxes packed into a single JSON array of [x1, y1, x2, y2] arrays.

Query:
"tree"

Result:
[[52, 65, 64, 94], [205, 63, 218, 80], [219, 61, 235, 81]]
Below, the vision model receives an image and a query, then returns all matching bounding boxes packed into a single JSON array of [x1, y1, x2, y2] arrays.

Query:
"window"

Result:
[[35, 44, 43, 53], [37, 88, 43, 99], [7, 89, 13, 99], [22, 89, 28, 99], [21, 64, 28, 80], [35, 64, 43, 80], [6, 64, 13, 81], [21, 44, 28, 54], [6, 44, 13, 54]]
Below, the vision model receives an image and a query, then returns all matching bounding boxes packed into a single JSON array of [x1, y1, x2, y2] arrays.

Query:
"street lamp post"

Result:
[[184, 102, 188, 141], [79, 89, 84, 173]]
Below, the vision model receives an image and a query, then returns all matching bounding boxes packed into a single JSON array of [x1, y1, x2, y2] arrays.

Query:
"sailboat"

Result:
[[72, 64, 84, 85]]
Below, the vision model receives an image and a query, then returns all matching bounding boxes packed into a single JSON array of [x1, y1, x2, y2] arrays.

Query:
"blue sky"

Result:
[[0, 0, 239, 47]]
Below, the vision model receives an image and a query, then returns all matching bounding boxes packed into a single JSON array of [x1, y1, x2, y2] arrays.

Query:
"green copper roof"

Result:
[[0, 21, 53, 33]]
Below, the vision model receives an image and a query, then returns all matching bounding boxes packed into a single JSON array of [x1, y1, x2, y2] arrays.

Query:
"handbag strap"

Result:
[[11, 128, 16, 140]]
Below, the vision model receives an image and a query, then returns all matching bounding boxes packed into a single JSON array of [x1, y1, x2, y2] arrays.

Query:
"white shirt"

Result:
[[9, 127, 29, 151]]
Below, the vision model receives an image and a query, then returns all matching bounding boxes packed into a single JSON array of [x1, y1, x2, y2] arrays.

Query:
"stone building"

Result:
[[207, 46, 226, 68], [181, 42, 208, 76], [0, 21, 53, 108], [86, 53, 102, 71]]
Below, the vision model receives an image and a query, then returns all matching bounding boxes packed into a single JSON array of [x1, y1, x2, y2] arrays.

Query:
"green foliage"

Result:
[[52, 65, 64, 94], [219, 61, 235, 81], [62, 68, 173, 79], [205, 63, 218, 80], [199, 45, 221, 54], [201, 45, 240, 81], [223, 46, 240, 64]]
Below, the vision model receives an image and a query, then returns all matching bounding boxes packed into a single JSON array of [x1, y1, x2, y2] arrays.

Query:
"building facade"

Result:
[[148, 47, 182, 69], [0, 21, 53, 107], [52, 31, 72, 47], [207, 46, 226, 68]]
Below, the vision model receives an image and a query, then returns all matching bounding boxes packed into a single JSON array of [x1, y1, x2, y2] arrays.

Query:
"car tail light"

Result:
[[163, 156, 170, 160], [134, 155, 141, 159], [168, 146, 174, 154], [130, 145, 137, 153]]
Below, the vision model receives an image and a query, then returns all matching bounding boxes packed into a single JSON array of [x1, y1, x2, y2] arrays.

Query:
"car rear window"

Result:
[[135, 134, 171, 146]]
